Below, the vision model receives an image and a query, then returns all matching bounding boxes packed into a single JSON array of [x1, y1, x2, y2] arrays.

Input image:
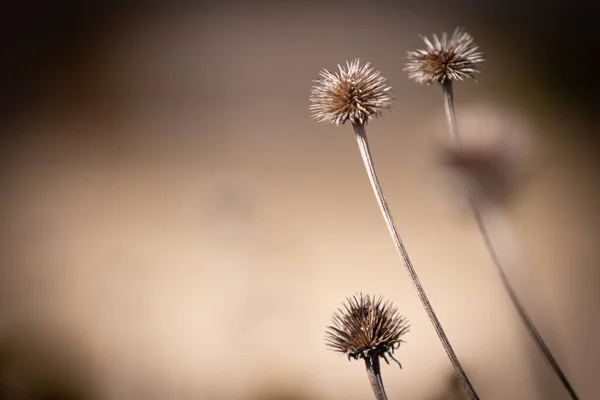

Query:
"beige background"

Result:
[[1, 3, 598, 399]]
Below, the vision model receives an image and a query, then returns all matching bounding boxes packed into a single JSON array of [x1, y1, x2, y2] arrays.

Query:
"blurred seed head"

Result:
[[405, 28, 484, 85], [310, 59, 393, 126], [325, 293, 409, 365], [434, 104, 533, 208]]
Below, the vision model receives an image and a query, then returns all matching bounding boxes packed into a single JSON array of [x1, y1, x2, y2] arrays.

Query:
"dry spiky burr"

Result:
[[310, 59, 392, 126], [326, 293, 409, 364], [326, 294, 409, 400], [405, 28, 484, 145], [404, 28, 484, 85], [310, 60, 480, 400]]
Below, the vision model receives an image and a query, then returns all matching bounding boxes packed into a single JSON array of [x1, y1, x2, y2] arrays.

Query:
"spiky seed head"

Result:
[[310, 59, 393, 126], [325, 293, 409, 364], [434, 104, 533, 208], [404, 28, 484, 85]]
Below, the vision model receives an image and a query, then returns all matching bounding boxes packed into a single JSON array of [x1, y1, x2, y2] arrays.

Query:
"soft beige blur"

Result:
[[1, 3, 598, 399]]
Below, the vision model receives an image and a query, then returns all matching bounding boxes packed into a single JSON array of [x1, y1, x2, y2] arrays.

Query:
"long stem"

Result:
[[364, 356, 388, 400], [441, 80, 580, 400], [352, 123, 479, 400]]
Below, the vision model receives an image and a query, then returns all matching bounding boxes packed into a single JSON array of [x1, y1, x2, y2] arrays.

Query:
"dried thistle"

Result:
[[404, 28, 484, 85], [404, 28, 484, 145], [310, 59, 480, 399], [326, 293, 409, 365], [326, 294, 409, 400], [309, 59, 392, 126]]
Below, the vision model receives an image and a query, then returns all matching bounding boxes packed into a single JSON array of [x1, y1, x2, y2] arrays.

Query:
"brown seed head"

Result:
[[310, 59, 393, 126], [405, 28, 484, 85], [325, 293, 409, 365], [434, 104, 533, 208]]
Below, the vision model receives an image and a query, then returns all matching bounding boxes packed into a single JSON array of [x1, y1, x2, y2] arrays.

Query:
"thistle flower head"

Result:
[[325, 293, 409, 365], [405, 28, 484, 85], [310, 59, 393, 126]]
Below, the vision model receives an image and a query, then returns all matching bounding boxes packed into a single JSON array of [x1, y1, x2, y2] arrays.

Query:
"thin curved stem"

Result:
[[364, 356, 388, 400], [471, 204, 579, 400], [441, 80, 580, 400], [352, 123, 479, 400]]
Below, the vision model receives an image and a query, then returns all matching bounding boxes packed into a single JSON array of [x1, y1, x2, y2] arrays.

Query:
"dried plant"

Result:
[[310, 59, 392, 126], [405, 28, 483, 86], [436, 105, 531, 208], [310, 59, 480, 400], [405, 28, 483, 145], [326, 293, 409, 364], [326, 294, 409, 400], [406, 29, 580, 400]]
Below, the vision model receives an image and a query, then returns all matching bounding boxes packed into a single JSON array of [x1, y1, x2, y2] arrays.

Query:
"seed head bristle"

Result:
[[325, 293, 409, 364], [404, 27, 484, 85], [310, 59, 393, 126]]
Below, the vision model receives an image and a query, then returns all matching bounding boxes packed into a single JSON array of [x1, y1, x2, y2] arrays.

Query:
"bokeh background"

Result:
[[1, 1, 598, 399]]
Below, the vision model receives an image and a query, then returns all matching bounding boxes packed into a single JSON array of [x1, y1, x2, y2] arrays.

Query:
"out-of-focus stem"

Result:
[[440, 80, 580, 400]]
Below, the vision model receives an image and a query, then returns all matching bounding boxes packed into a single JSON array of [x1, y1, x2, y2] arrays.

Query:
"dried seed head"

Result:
[[434, 104, 533, 208], [310, 59, 393, 126], [325, 293, 409, 365], [405, 28, 484, 85]]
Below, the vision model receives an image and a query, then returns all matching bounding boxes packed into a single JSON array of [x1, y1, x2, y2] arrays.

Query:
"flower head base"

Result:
[[310, 59, 393, 126], [405, 28, 484, 85], [326, 293, 409, 366]]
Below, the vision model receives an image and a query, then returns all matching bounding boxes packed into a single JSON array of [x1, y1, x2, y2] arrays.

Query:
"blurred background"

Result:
[[1, 1, 598, 399]]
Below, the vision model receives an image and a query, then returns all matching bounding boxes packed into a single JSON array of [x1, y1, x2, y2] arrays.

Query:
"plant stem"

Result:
[[472, 204, 579, 400], [352, 123, 480, 400], [443, 81, 460, 143], [441, 80, 580, 400], [364, 356, 388, 400]]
